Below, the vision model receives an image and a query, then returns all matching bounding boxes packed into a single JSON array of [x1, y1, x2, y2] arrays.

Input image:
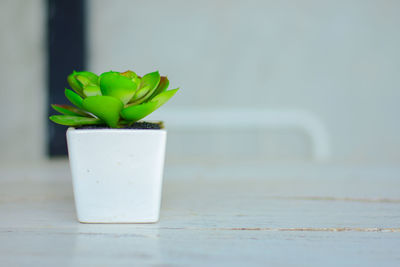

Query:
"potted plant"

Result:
[[50, 70, 179, 223]]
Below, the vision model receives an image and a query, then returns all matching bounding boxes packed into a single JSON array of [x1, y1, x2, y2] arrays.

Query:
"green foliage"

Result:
[[99, 71, 138, 105], [49, 115, 103, 126], [50, 70, 179, 128], [83, 96, 123, 128], [121, 102, 158, 122]]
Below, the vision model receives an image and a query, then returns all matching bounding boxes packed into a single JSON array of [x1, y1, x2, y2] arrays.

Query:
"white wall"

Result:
[[88, 0, 400, 164], [0, 0, 45, 163], [0, 0, 398, 165]]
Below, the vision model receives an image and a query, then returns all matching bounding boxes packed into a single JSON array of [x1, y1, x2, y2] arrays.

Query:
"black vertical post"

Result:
[[47, 0, 86, 156]]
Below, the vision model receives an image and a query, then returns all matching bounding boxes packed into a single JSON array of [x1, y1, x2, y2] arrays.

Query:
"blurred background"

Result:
[[1, 0, 399, 167]]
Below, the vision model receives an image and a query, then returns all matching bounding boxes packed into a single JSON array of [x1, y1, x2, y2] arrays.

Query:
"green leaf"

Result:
[[150, 88, 179, 109], [73, 74, 102, 97], [133, 87, 149, 99], [65, 89, 84, 109], [99, 71, 138, 105], [75, 75, 92, 87], [121, 70, 141, 88], [51, 104, 89, 117], [83, 85, 102, 97], [140, 71, 160, 92], [121, 102, 158, 122], [148, 76, 169, 101], [82, 96, 123, 128], [129, 71, 160, 104], [67, 71, 98, 96], [49, 115, 103, 126], [80, 71, 99, 84], [120, 70, 137, 80], [121, 87, 178, 123]]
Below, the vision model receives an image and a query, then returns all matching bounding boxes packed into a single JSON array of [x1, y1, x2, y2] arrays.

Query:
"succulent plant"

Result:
[[50, 70, 179, 128]]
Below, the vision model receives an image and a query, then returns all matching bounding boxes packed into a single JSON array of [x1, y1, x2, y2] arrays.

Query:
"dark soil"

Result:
[[76, 121, 163, 130]]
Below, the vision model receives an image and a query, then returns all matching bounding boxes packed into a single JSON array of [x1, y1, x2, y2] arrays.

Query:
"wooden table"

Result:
[[1, 161, 399, 266]]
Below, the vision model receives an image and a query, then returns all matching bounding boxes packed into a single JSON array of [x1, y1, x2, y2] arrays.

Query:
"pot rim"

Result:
[[67, 120, 166, 132], [67, 127, 167, 133]]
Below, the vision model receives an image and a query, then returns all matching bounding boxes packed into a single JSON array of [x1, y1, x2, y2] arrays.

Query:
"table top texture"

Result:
[[0, 160, 399, 266]]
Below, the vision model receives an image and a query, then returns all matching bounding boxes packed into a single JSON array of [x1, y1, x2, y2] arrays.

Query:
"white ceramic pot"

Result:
[[66, 127, 167, 223]]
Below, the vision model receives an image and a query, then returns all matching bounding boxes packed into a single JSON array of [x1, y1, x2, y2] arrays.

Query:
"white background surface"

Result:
[[0, 0, 45, 163], [88, 0, 400, 164], [0, 1, 400, 164]]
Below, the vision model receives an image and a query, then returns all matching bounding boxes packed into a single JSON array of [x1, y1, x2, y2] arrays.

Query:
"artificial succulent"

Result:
[[50, 70, 179, 128]]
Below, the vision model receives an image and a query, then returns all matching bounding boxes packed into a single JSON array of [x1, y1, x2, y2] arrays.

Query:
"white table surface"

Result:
[[0, 160, 399, 266]]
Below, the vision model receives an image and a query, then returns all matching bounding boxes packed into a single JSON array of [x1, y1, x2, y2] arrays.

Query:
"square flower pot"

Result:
[[66, 127, 167, 223]]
